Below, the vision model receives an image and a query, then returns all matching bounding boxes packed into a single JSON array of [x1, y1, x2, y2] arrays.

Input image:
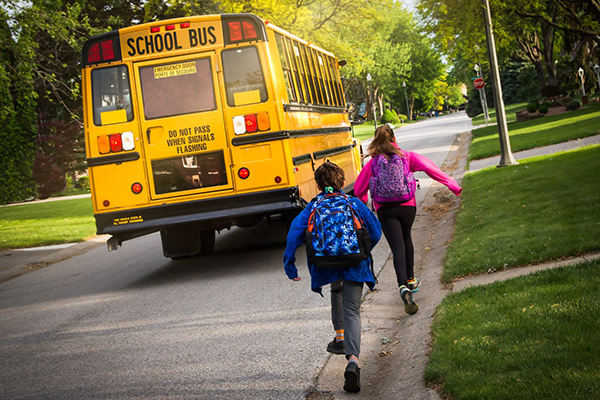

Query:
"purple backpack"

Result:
[[369, 154, 416, 204]]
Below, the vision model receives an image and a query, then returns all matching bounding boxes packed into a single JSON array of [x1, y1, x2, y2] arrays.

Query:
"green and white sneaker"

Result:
[[407, 277, 420, 293], [400, 285, 419, 315]]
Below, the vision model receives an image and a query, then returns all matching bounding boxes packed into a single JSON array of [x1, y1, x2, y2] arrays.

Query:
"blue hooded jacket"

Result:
[[283, 191, 382, 295]]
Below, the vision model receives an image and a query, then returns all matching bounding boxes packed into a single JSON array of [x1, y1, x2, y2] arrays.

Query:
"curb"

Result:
[[0, 235, 108, 283]]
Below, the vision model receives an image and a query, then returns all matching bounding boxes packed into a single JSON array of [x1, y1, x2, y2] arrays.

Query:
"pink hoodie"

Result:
[[354, 149, 462, 210]]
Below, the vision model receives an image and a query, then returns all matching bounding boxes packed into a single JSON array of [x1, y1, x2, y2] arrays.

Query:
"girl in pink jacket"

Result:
[[354, 125, 462, 315]]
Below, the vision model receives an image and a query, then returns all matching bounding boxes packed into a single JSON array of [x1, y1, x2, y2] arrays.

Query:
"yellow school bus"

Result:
[[81, 13, 362, 258]]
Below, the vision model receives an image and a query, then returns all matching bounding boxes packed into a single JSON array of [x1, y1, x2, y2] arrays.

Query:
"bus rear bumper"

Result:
[[95, 187, 301, 240]]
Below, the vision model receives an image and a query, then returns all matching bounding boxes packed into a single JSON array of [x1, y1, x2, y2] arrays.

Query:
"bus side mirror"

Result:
[[346, 102, 356, 114]]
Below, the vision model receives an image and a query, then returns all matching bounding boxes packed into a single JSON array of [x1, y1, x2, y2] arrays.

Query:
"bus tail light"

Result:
[[233, 113, 270, 135], [98, 135, 111, 154], [109, 134, 123, 152], [121, 131, 135, 151], [131, 182, 143, 194], [99, 132, 135, 154], [245, 114, 258, 133], [257, 112, 270, 131], [233, 115, 246, 135], [238, 168, 250, 179], [151, 26, 161, 33], [181, 22, 190, 29]]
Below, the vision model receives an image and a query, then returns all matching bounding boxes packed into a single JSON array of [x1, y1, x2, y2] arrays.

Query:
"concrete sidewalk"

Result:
[[469, 134, 600, 172]]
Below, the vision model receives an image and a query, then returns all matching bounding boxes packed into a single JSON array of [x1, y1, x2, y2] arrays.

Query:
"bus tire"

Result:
[[199, 229, 216, 256]]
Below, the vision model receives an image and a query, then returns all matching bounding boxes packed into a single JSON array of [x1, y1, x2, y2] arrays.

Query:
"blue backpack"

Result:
[[369, 154, 416, 204], [305, 192, 372, 269]]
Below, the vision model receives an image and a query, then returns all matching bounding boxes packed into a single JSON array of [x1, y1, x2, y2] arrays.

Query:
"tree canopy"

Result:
[[0, 0, 459, 203]]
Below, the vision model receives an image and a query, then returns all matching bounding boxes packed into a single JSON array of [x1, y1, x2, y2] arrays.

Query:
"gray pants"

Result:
[[330, 280, 364, 358]]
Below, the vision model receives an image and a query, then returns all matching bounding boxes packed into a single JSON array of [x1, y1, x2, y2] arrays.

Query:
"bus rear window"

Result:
[[139, 58, 216, 119], [91, 66, 133, 126], [222, 46, 268, 107]]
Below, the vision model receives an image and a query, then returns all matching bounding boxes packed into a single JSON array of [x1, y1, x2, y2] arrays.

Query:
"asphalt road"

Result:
[[0, 112, 472, 399]]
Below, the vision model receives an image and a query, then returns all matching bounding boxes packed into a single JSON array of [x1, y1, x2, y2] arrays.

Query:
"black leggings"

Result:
[[377, 205, 417, 287]]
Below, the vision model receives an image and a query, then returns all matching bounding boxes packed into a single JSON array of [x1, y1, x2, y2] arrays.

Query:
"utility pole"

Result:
[[367, 73, 377, 129], [482, 0, 517, 167]]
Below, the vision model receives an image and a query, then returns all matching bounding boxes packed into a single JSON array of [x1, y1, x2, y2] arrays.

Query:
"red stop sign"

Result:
[[473, 78, 485, 90]]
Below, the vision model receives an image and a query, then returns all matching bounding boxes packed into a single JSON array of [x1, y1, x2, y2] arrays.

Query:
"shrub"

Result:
[[526, 103, 538, 113], [33, 153, 66, 199], [381, 108, 401, 124], [538, 105, 549, 114], [397, 113, 408, 122], [76, 176, 90, 190], [565, 101, 580, 111], [541, 101, 551, 108]]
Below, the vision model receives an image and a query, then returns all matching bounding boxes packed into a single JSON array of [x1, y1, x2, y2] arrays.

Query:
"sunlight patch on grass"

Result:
[[443, 145, 600, 282]]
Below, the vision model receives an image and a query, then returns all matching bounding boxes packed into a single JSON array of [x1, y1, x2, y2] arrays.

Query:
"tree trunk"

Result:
[[516, 32, 546, 88], [541, 23, 557, 86]]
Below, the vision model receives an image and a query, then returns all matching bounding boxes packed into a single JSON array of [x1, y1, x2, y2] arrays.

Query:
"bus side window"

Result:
[[274, 33, 297, 103], [91, 65, 134, 126], [222, 46, 268, 107]]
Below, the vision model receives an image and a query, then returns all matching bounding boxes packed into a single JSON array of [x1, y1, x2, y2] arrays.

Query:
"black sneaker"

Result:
[[343, 362, 361, 393], [326, 338, 345, 355], [400, 285, 419, 315]]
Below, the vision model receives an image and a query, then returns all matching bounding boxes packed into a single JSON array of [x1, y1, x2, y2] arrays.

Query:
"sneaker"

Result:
[[343, 361, 361, 392], [407, 277, 420, 293], [326, 338, 345, 355], [400, 285, 419, 315]]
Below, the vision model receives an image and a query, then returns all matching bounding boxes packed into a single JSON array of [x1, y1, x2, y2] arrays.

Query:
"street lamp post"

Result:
[[474, 63, 490, 123], [578, 67, 586, 96], [367, 73, 376, 129], [594, 64, 600, 93], [403, 81, 410, 121]]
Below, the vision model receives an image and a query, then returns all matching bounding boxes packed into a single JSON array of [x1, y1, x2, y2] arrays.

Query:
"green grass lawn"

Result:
[[0, 198, 96, 250], [426, 259, 600, 399], [469, 101, 600, 161], [443, 144, 600, 282], [471, 102, 528, 126]]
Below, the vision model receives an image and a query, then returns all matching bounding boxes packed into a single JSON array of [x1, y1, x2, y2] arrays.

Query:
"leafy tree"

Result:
[[0, 3, 37, 203]]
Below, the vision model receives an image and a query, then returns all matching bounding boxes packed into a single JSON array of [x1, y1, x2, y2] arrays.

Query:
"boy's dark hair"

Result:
[[315, 161, 345, 191]]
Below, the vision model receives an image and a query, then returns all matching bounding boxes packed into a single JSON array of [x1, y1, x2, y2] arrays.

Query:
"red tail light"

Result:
[[109, 134, 123, 152], [245, 114, 258, 133], [166, 24, 175, 31], [151, 26, 160, 33], [181, 22, 190, 28], [131, 182, 143, 194], [238, 168, 250, 179]]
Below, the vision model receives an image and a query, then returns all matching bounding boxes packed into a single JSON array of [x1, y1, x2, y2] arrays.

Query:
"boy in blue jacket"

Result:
[[283, 161, 382, 393]]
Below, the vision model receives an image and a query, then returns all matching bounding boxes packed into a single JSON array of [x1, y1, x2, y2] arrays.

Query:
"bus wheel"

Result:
[[199, 229, 216, 255]]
